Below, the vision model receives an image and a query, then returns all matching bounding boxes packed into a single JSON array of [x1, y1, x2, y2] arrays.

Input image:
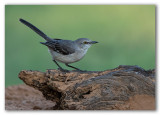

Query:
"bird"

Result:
[[19, 18, 98, 72]]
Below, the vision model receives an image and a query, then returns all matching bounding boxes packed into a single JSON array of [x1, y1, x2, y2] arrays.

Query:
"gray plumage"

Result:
[[40, 39, 75, 55], [19, 18, 98, 71]]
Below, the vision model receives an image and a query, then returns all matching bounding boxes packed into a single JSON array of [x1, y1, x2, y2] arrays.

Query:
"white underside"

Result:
[[48, 49, 88, 64]]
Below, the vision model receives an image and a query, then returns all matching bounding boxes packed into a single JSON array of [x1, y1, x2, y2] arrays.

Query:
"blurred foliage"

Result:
[[5, 5, 155, 87]]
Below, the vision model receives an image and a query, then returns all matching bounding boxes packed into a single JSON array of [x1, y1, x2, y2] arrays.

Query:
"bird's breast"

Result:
[[48, 49, 88, 64]]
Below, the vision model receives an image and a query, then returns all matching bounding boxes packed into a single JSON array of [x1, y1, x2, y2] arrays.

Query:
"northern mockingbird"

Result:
[[19, 19, 98, 71]]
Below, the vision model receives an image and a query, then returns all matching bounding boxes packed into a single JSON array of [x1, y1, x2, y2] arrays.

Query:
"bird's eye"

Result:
[[83, 41, 88, 44]]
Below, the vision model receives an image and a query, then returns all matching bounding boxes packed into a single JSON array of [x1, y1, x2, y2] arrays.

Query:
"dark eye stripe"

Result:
[[84, 41, 89, 44]]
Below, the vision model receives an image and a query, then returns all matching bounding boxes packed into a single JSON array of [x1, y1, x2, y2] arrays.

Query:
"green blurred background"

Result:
[[5, 5, 155, 87]]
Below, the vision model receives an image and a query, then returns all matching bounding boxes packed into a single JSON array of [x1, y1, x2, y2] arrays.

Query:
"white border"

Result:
[[1, 0, 159, 114], [3, 0, 160, 4]]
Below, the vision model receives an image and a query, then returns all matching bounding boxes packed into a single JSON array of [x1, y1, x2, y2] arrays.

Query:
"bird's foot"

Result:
[[58, 68, 70, 72], [74, 69, 87, 72]]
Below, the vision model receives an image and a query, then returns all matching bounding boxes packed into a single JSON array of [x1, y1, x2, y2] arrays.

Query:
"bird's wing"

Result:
[[40, 39, 75, 55]]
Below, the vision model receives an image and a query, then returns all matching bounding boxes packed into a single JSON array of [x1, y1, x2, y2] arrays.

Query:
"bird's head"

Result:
[[75, 38, 98, 50]]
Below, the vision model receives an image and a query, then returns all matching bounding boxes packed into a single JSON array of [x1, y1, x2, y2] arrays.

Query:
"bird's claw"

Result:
[[58, 68, 70, 72], [74, 69, 87, 72], [58, 67, 87, 73]]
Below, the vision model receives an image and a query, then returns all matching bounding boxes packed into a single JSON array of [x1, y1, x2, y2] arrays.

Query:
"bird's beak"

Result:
[[90, 41, 98, 44]]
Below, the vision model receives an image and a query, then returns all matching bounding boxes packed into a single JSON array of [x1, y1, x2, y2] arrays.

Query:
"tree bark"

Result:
[[18, 65, 155, 110]]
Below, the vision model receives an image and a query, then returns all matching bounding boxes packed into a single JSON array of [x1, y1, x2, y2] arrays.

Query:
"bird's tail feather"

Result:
[[40, 42, 46, 45], [19, 18, 51, 41]]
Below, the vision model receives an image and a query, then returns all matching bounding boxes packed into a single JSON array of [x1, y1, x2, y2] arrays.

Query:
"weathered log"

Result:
[[5, 84, 56, 110], [18, 65, 155, 110]]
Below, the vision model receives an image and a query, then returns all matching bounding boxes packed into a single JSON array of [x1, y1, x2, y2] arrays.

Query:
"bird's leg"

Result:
[[65, 64, 84, 71], [53, 60, 63, 70], [53, 60, 69, 72]]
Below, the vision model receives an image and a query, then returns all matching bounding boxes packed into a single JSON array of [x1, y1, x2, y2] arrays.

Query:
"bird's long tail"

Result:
[[19, 18, 51, 41]]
